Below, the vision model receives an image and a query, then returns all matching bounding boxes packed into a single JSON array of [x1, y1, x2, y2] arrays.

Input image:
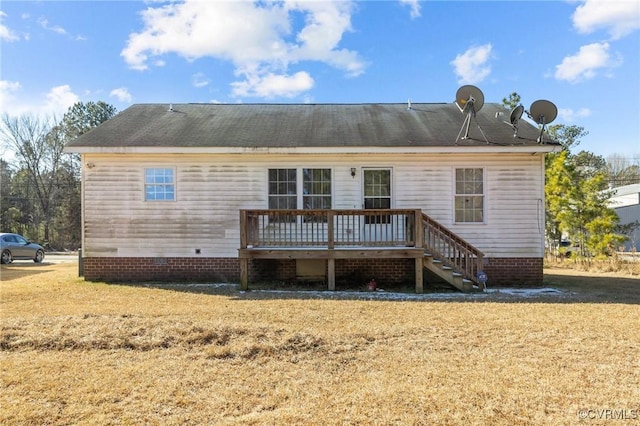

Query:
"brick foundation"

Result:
[[82, 257, 240, 282], [81, 256, 542, 287], [482, 257, 543, 287], [81, 257, 416, 287]]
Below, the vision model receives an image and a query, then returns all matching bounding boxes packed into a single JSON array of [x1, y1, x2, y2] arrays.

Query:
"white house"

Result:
[[65, 102, 560, 291], [609, 184, 640, 251]]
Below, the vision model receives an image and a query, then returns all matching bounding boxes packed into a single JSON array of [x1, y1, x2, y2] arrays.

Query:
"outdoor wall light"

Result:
[[86, 162, 95, 169], [350, 168, 356, 178]]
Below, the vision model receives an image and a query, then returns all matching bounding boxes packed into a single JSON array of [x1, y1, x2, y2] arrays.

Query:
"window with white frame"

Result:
[[454, 168, 484, 223], [268, 169, 297, 209], [303, 168, 332, 209], [145, 168, 175, 201], [268, 168, 332, 211]]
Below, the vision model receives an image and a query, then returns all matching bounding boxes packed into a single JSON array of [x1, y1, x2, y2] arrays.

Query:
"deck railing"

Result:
[[421, 212, 484, 284], [239, 209, 484, 285], [240, 209, 423, 249]]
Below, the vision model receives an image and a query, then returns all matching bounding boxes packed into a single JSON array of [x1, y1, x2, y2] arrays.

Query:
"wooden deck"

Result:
[[238, 209, 484, 292]]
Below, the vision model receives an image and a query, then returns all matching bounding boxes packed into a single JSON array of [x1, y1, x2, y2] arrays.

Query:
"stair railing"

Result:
[[421, 212, 484, 285]]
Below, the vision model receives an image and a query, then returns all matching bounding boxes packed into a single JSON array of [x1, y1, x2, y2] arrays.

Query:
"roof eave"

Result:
[[64, 144, 561, 155]]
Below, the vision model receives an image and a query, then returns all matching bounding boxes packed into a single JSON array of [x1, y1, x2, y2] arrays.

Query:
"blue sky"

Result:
[[1, 0, 639, 159]]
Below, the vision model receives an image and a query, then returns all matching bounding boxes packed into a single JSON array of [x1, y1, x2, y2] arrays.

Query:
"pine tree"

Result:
[[546, 145, 626, 259]]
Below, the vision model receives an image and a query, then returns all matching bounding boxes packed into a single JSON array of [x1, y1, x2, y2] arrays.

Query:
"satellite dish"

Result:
[[510, 105, 524, 125], [529, 100, 557, 125], [455, 85, 485, 113], [501, 104, 525, 138], [527, 99, 557, 143], [454, 85, 488, 143]]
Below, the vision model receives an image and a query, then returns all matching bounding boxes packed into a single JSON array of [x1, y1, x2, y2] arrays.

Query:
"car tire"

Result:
[[1, 250, 12, 264], [34, 250, 45, 263]]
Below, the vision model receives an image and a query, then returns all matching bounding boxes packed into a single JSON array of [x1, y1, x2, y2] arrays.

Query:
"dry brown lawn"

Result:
[[1, 262, 639, 425]]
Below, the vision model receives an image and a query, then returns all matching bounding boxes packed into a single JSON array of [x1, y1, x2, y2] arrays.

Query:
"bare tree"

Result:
[[0, 114, 63, 244], [606, 154, 640, 187]]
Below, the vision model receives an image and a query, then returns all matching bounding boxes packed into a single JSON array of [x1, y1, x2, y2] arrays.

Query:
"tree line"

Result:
[[1, 98, 639, 255]]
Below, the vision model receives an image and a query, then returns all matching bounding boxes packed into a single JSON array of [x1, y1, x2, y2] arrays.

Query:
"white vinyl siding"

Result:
[[81, 152, 545, 258]]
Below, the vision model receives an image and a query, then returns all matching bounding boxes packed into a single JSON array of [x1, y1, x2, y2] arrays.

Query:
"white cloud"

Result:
[[558, 107, 591, 122], [1, 11, 20, 42], [573, 0, 640, 40], [37, 17, 67, 35], [37, 16, 85, 41], [231, 71, 314, 98], [399, 0, 421, 19], [0, 80, 22, 112], [45, 85, 79, 115], [285, 1, 365, 77], [192, 72, 210, 88], [554, 42, 621, 83], [0, 26, 20, 42], [450, 44, 493, 85], [121, 0, 365, 99], [0, 82, 80, 117], [110, 87, 133, 103]]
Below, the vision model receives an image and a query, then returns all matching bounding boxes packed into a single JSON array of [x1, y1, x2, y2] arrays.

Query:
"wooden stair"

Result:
[[421, 213, 486, 293], [423, 252, 478, 292]]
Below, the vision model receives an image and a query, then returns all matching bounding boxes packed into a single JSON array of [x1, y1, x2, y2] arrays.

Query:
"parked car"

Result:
[[0, 233, 45, 264], [558, 240, 580, 257]]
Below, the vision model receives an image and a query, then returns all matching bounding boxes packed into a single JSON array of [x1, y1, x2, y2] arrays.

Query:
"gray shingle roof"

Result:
[[65, 103, 558, 149]]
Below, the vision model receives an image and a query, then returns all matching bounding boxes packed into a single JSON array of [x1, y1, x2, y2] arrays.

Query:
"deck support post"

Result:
[[415, 257, 423, 293], [327, 258, 335, 291], [240, 258, 248, 290]]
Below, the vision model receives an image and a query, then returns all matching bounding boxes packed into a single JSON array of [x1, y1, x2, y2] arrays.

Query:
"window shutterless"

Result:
[[145, 168, 175, 201], [454, 168, 484, 223]]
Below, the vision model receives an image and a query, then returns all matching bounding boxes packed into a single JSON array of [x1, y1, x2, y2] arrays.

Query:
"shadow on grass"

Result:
[[543, 272, 640, 304], [0, 262, 59, 282], [116, 271, 640, 305]]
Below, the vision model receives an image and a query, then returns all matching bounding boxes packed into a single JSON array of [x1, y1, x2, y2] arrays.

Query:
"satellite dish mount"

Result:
[[526, 100, 557, 144], [454, 85, 488, 144]]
